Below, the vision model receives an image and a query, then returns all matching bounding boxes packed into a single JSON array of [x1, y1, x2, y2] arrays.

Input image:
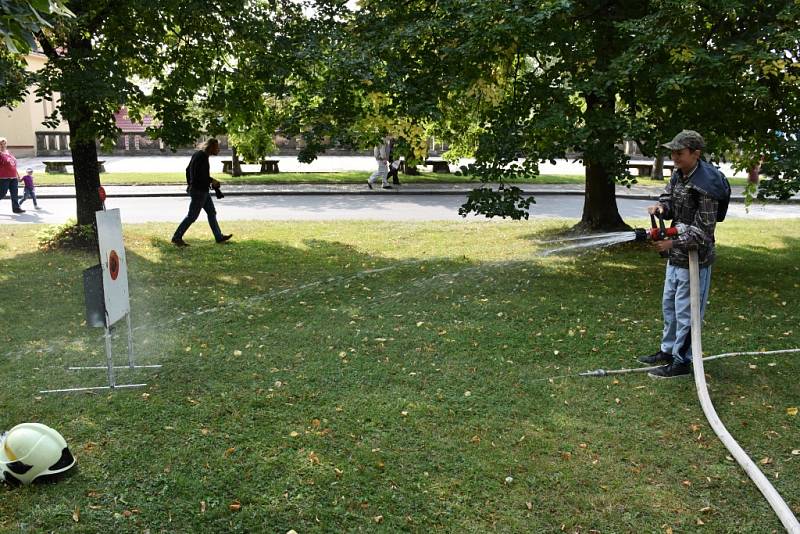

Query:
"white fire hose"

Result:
[[688, 248, 800, 533]]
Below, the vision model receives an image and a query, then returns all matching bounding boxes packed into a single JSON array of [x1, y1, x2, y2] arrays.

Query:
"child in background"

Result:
[[18, 167, 39, 209]]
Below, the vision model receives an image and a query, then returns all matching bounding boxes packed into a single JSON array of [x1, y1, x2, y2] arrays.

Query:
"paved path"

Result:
[[5, 181, 784, 201], [3, 188, 798, 226]]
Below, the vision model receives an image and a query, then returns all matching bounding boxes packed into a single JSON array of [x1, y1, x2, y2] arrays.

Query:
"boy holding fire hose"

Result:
[[639, 130, 728, 379]]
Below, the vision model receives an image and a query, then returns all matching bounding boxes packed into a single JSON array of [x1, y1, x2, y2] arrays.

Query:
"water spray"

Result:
[[538, 212, 681, 256]]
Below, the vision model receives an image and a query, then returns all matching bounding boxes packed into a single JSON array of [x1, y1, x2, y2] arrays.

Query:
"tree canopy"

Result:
[[1, 1, 798, 231], [297, 0, 800, 228], [0, 0, 72, 53], [0, 0, 314, 227]]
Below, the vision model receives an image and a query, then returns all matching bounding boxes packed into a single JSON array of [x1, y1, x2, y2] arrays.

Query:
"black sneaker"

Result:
[[648, 362, 692, 379], [382, 184, 392, 189], [171, 238, 189, 247], [638, 350, 674, 365], [367, 181, 373, 190], [216, 234, 233, 243], [12, 208, 25, 214]]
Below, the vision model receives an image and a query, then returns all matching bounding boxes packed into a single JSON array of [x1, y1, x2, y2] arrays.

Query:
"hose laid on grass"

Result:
[[688, 249, 800, 533], [577, 347, 800, 378]]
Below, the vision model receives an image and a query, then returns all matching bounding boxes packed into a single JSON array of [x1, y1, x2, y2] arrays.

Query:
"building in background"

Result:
[[0, 52, 68, 157]]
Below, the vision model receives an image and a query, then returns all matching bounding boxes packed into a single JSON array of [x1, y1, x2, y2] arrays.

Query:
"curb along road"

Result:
[[28, 183, 798, 204]]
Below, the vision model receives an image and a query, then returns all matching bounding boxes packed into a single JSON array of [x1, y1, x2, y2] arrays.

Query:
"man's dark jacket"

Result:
[[186, 150, 213, 192]]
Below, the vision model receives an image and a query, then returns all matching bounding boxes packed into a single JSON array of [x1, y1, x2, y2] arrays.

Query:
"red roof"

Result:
[[114, 109, 154, 132]]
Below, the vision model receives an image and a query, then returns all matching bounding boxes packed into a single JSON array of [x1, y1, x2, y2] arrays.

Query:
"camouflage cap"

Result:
[[662, 130, 705, 151]]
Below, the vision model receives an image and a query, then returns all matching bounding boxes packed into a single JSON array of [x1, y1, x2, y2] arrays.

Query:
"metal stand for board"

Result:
[[40, 202, 161, 394]]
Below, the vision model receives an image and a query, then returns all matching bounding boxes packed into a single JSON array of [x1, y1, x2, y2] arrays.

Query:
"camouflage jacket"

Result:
[[657, 161, 719, 268]]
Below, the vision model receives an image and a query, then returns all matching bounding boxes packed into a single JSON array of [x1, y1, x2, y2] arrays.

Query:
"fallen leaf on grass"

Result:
[[200, 501, 207, 513], [787, 407, 798, 416], [289, 431, 299, 437], [792, 450, 800, 456], [308, 451, 320, 465], [229, 500, 241, 512], [373, 515, 384, 523], [760, 457, 773, 465], [72, 508, 80, 522], [233, 350, 242, 356], [224, 447, 236, 458], [526, 501, 533, 510]]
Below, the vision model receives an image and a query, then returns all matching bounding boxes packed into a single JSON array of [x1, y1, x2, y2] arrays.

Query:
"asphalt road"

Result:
[[3, 193, 799, 225]]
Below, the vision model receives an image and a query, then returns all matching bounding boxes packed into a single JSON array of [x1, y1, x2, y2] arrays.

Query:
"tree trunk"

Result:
[[578, 161, 628, 231], [68, 120, 103, 226], [232, 146, 242, 177], [653, 157, 664, 181], [577, 93, 628, 231]]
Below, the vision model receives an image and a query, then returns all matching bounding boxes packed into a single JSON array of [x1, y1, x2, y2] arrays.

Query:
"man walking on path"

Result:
[[171, 138, 232, 247], [367, 139, 391, 190], [638, 130, 724, 379]]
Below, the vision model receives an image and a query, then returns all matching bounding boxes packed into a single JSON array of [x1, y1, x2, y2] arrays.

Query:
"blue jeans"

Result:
[[0, 178, 21, 211], [172, 190, 223, 242], [661, 262, 712, 364], [19, 186, 37, 207]]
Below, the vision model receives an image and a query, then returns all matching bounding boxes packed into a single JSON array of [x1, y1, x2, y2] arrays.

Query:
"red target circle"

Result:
[[109, 250, 120, 280]]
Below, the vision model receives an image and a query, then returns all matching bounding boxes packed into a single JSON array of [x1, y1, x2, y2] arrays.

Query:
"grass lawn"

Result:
[[33, 171, 750, 187], [1, 219, 798, 532]]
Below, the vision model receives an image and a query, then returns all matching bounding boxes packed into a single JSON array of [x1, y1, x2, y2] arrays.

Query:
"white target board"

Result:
[[96, 209, 130, 326]]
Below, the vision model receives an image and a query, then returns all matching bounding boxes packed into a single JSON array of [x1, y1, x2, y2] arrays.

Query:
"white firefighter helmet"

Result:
[[0, 423, 76, 485]]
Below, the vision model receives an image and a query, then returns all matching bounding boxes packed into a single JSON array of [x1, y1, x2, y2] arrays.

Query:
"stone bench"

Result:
[[43, 160, 106, 173], [424, 159, 450, 173], [221, 159, 280, 175], [628, 162, 674, 177]]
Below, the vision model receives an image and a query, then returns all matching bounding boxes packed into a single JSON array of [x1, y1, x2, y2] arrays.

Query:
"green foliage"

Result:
[[0, 47, 28, 107], [459, 185, 536, 220], [36, 219, 97, 251], [0, 0, 72, 53], [228, 124, 278, 163]]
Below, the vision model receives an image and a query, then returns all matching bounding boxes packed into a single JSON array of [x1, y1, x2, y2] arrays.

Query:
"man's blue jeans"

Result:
[[172, 190, 223, 242], [661, 262, 712, 365], [0, 178, 21, 211]]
